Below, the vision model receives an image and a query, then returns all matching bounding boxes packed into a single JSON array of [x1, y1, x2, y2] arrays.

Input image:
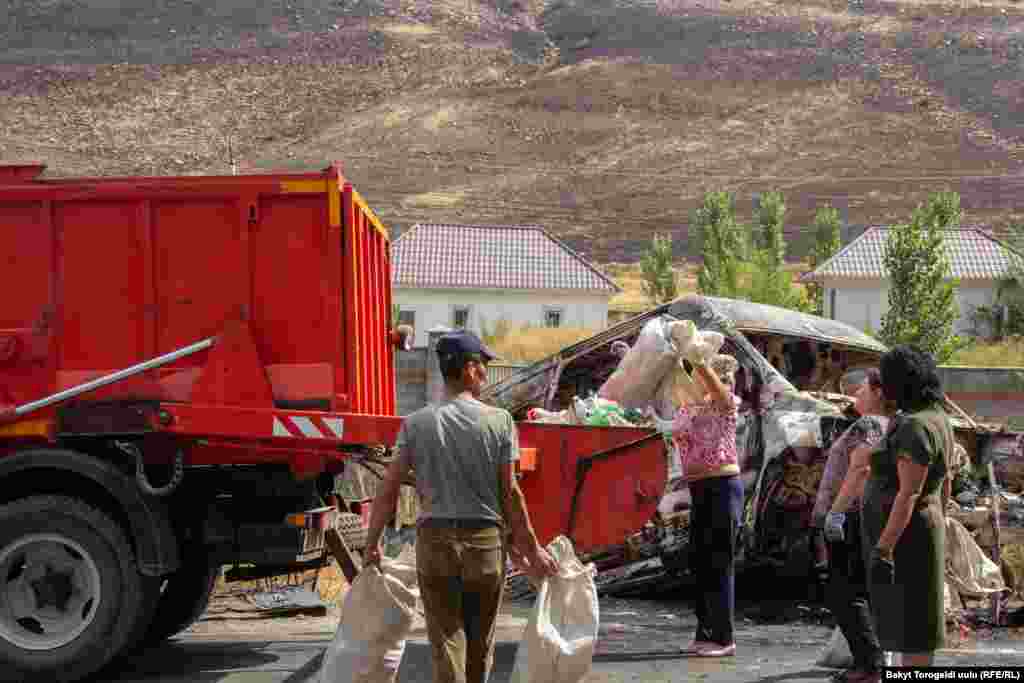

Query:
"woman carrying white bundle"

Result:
[[665, 340, 742, 658]]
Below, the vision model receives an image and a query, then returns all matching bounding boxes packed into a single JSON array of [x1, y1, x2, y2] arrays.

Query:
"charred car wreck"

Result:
[[483, 295, 1022, 591]]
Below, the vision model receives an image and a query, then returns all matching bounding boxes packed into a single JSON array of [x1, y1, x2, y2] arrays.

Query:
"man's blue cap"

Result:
[[436, 330, 497, 362]]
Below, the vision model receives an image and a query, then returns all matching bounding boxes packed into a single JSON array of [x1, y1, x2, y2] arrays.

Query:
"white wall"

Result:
[[824, 280, 889, 334], [825, 279, 999, 337], [393, 288, 611, 346]]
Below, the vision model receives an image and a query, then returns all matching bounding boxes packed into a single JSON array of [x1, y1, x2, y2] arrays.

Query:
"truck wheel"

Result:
[[144, 558, 219, 644], [0, 496, 158, 682]]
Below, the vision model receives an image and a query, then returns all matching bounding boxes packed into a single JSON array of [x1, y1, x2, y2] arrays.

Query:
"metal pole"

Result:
[[14, 337, 216, 417]]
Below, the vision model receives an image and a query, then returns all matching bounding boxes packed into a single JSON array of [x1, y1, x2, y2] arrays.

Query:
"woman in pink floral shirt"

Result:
[[668, 352, 742, 658]]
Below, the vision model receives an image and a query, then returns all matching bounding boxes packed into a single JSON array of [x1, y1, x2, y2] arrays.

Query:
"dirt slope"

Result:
[[3, 0, 1024, 261]]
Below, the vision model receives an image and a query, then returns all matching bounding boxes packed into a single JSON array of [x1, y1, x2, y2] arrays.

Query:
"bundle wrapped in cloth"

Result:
[[599, 317, 725, 419]]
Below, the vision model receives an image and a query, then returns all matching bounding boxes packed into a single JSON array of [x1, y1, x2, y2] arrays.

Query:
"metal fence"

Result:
[[486, 362, 529, 387]]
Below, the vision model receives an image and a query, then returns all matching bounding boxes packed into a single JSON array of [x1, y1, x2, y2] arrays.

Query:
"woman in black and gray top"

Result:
[[814, 368, 890, 683]]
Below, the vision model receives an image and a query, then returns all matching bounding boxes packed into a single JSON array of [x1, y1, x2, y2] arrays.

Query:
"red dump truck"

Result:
[[0, 163, 667, 681]]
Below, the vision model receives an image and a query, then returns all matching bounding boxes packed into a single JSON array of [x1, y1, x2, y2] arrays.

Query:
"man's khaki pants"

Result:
[[416, 524, 507, 683]]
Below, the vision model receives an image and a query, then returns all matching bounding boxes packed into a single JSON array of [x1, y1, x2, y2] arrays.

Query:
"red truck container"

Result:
[[0, 162, 412, 681], [0, 163, 667, 682]]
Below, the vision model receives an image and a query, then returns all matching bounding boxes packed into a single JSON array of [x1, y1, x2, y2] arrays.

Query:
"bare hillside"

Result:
[[3, 0, 1024, 261]]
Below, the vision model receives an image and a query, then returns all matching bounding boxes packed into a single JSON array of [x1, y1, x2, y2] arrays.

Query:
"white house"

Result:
[[392, 223, 620, 347], [801, 226, 1024, 337]]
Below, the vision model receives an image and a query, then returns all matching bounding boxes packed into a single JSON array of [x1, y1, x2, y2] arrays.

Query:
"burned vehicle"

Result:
[[483, 295, 1019, 580]]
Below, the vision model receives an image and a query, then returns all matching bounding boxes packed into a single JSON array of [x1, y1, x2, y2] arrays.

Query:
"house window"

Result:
[[452, 306, 470, 329], [397, 309, 415, 329], [544, 307, 564, 328], [829, 289, 837, 320]]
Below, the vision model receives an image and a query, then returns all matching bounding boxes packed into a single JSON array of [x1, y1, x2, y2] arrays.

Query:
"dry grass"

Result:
[[949, 338, 1024, 367], [489, 326, 600, 362], [606, 262, 699, 312], [401, 190, 466, 208]]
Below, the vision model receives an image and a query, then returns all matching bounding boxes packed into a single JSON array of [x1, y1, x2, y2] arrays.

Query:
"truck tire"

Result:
[[144, 558, 219, 645], [0, 496, 158, 682]]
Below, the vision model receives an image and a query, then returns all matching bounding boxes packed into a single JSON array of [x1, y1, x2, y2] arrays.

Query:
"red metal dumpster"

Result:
[[517, 423, 667, 556]]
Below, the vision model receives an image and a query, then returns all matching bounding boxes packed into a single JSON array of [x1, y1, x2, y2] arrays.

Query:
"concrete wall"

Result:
[[393, 288, 610, 347], [395, 348, 428, 416], [825, 278, 999, 336]]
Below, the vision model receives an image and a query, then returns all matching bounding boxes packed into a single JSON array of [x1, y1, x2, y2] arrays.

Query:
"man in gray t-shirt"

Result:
[[365, 330, 556, 683], [396, 395, 517, 526]]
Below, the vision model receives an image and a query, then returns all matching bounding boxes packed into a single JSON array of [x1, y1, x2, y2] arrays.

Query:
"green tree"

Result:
[[878, 191, 966, 362], [741, 251, 811, 312], [806, 204, 843, 315], [738, 191, 810, 312], [640, 233, 679, 304], [695, 191, 742, 298], [753, 191, 786, 267]]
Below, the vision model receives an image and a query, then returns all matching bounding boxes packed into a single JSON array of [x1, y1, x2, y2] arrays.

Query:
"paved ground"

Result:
[[99, 597, 1024, 683]]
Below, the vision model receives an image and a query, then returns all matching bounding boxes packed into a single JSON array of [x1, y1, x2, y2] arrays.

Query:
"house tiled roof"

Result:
[[801, 225, 1024, 282], [392, 223, 620, 293]]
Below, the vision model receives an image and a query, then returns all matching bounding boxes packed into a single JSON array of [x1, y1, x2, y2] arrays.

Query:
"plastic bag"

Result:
[[318, 550, 420, 683], [510, 536, 599, 683], [598, 317, 680, 411], [573, 396, 634, 427], [815, 625, 853, 669]]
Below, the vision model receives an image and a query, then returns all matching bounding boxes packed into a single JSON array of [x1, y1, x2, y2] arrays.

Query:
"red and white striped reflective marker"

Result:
[[272, 415, 345, 439]]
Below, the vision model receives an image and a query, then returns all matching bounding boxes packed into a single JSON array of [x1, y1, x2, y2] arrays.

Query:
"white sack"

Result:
[[598, 317, 680, 412], [945, 516, 1006, 598], [653, 358, 703, 420], [815, 625, 854, 670], [319, 551, 419, 683], [510, 536, 599, 683]]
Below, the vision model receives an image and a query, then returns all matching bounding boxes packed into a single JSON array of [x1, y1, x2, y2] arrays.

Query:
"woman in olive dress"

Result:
[[863, 345, 954, 670]]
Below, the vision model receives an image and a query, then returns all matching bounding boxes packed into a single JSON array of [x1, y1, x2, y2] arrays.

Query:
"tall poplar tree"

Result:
[[878, 192, 965, 361]]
